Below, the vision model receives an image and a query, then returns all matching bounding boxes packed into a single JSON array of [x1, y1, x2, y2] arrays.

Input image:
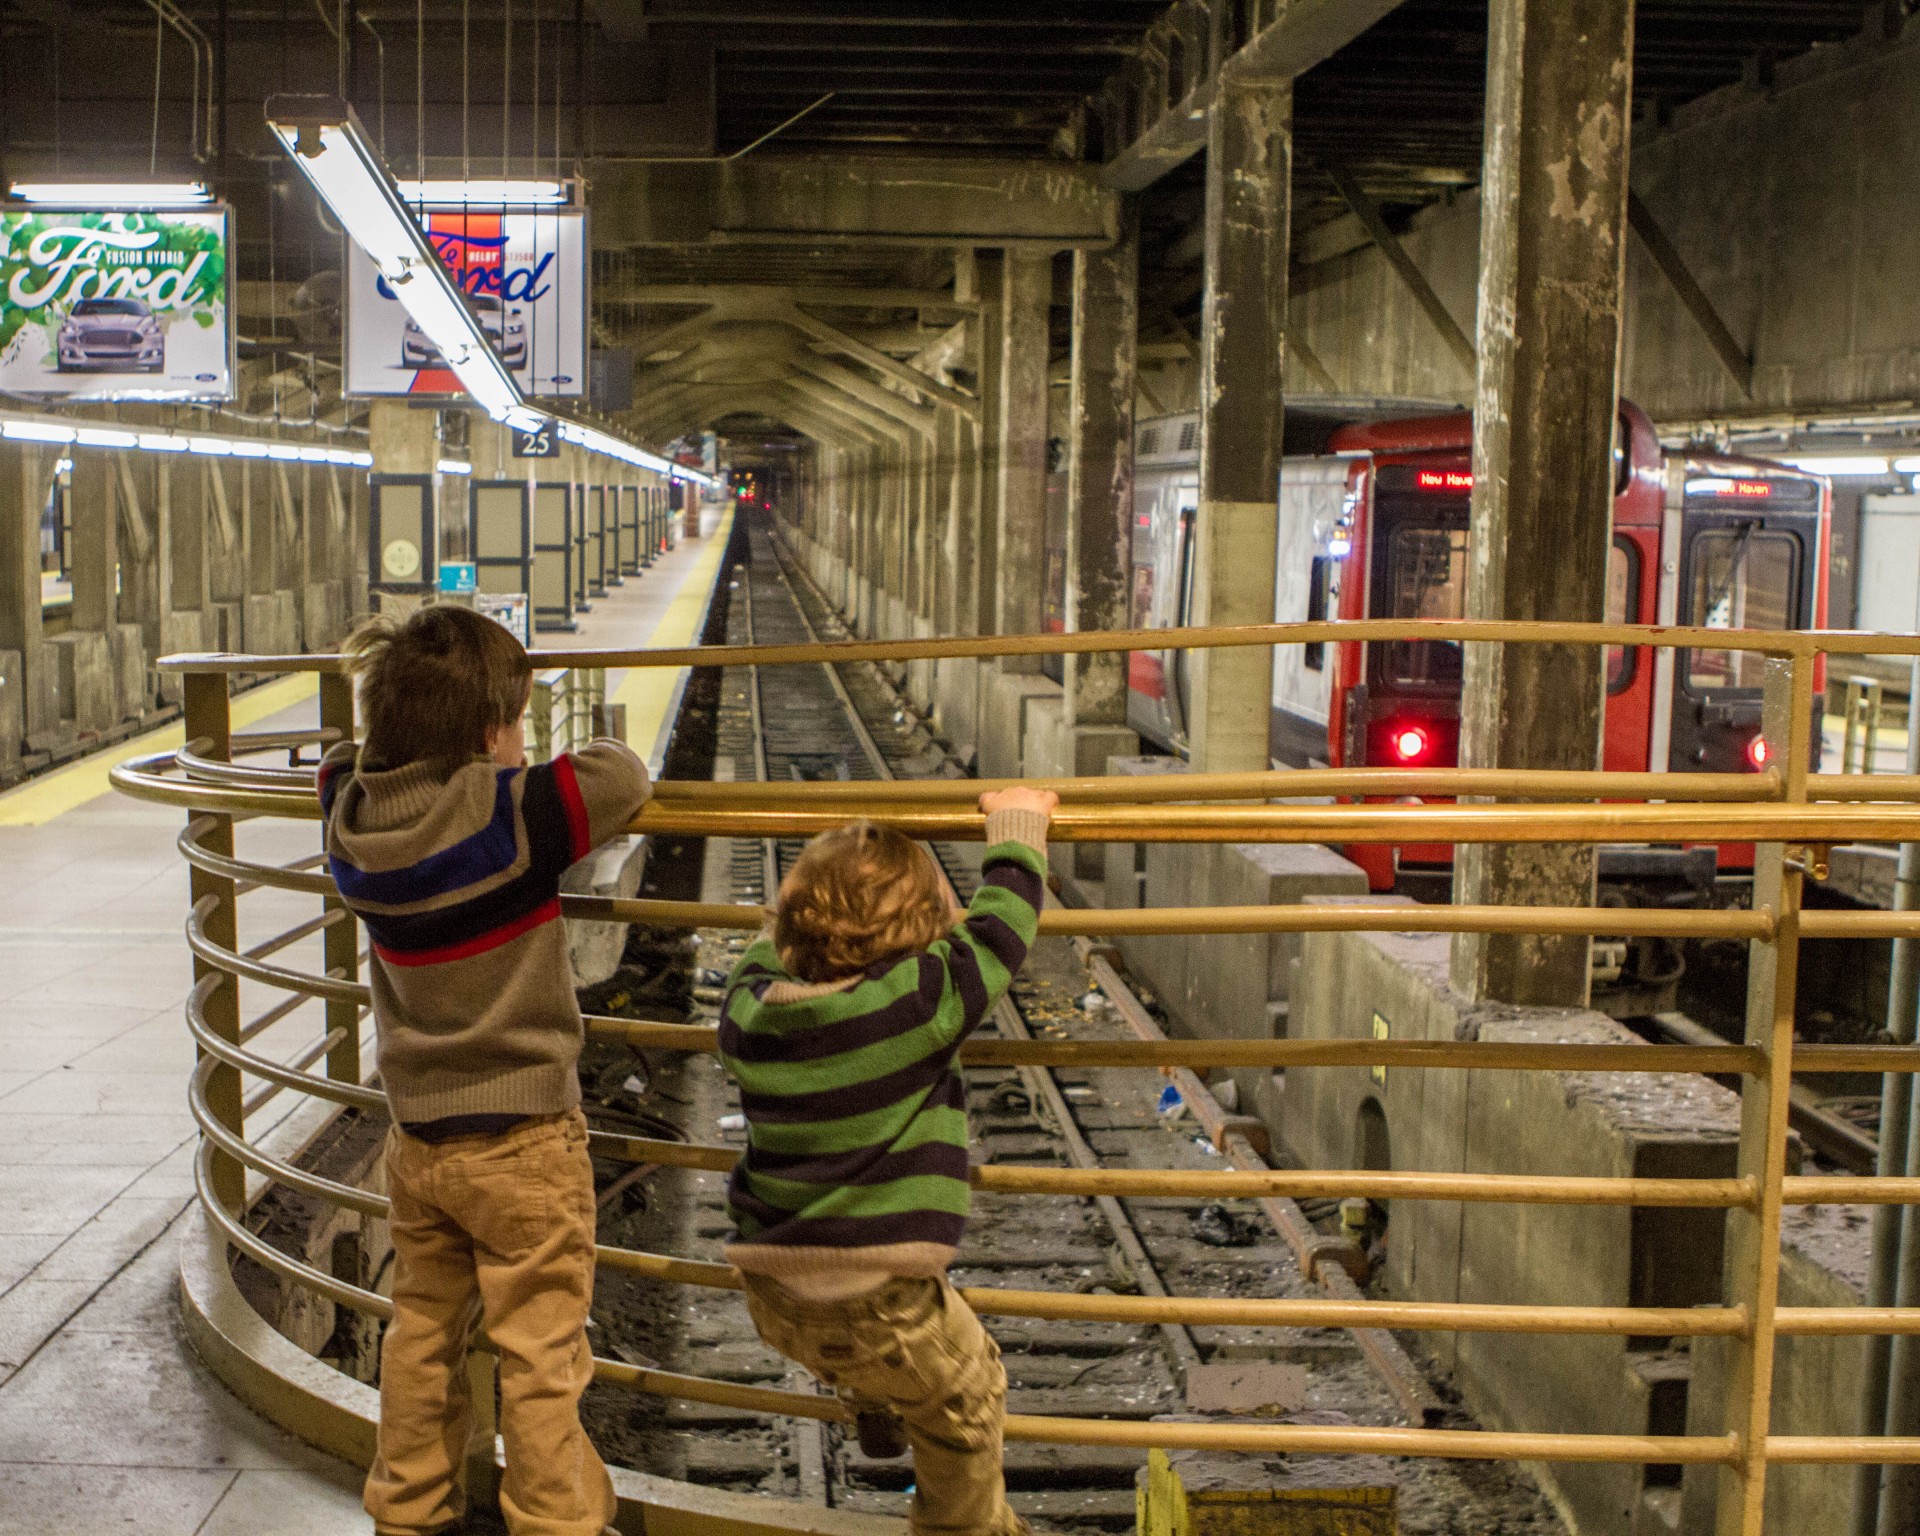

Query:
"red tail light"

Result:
[[1748, 735, 1771, 770], [1390, 724, 1434, 764]]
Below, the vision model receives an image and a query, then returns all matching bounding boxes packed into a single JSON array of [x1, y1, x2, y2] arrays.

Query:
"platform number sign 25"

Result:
[[513, 421, 559, 459]]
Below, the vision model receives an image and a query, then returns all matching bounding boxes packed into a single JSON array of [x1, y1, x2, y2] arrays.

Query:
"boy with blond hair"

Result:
[[717, 787, 1058, 1536], [319, 604, 650, 1536]]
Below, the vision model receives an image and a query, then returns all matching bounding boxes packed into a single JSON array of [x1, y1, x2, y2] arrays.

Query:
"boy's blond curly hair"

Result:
[[773, 820, 953, 982]]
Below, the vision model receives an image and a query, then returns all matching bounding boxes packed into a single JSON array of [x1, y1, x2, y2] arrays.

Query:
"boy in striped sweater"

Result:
[[318, 605, 651, 1536], [718, 789, 1057, 1536]]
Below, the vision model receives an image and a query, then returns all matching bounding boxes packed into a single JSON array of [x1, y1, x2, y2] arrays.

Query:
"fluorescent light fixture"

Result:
[[437, 458, 473, 476], [1894, 457, 1920, 475], [1, 420, 76, 445], [266, 97, 688, 482], [1778, 455, 1890, 477], [265, 96, 521, 421], [395, 178, 569, 207], [73, 426, 139, 450], [8, 180, 213, 206], [0, 411, 371, 467]]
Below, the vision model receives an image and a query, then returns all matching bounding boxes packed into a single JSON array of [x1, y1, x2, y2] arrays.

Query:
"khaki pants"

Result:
[[365, 1110, 615, 1536], [743, 1274, 1020, 1536]]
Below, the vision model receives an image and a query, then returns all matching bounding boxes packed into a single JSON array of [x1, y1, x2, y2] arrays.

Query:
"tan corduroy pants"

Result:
[[364, 1110, 616, 1536], [743, 1274, 1023, 1536]]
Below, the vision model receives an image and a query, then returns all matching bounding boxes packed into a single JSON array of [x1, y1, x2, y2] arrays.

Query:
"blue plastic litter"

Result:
[[1157, 1084, 1182, 1114]]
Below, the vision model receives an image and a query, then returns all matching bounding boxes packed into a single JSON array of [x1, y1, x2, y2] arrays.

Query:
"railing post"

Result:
[[319, 670, 360, 1087], [1714, 651, 1811, 1536], [184, 670, 246, 1214]]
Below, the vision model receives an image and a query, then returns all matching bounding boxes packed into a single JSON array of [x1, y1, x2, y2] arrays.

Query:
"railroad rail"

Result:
[[109, 567, 1920, 1536]]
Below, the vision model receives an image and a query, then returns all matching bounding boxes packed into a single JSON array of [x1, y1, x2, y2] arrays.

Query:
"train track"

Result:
[[581, 513, 1568, 1535]]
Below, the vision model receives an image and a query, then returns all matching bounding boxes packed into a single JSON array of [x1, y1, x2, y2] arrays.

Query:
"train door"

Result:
[[1352, 465, 1470, 770], [1165, 490, 1200, 745], [1667, 474, 1825, 772]]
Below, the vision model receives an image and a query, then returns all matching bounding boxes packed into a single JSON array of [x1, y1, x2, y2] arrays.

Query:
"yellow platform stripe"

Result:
[[612, 505, 736, 768], [0, 673, 319, 828]]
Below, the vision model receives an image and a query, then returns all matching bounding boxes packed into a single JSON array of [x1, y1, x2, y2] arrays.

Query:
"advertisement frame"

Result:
[[0, 202, 237, 404], [345, 204, 590, 403]]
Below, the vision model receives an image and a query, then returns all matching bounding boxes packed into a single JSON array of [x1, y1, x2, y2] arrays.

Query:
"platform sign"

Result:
[[346, 207, 587, 400], [476, 591, 531, 645], [0, 208, 234, 401], [512, 420, 559, 458], [438, 561, 478, 595]]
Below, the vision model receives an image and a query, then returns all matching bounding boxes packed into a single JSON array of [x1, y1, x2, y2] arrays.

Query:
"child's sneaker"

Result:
[[855, 1409, 910, 1459]]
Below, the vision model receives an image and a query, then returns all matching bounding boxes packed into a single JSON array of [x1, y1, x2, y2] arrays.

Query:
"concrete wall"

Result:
[[1290, 23, 1920, 423], [1680, 1229, 1872, 1536], [1287, 923, 1745, 1536]]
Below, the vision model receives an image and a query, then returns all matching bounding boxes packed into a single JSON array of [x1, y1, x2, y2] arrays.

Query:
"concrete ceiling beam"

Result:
[[601, 283, 977, 316], [588, 156, 1118, 249]]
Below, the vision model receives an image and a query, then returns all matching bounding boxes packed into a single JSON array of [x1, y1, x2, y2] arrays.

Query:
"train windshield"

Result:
[[1685, 524, 1800, 690], [1380, 523, 1468, 686]]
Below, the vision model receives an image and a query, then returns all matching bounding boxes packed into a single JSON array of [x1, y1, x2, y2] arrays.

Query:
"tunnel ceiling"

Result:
[[0, 0, 1891, 449]]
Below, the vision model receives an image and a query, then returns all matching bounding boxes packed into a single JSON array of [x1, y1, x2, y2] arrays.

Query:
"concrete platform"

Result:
[[0, 509, 735, 1532]]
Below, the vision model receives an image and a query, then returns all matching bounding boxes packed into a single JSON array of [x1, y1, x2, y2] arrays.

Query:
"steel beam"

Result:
[[1626, 189, 1754, 398], [1099, 0, 1408, 192], [1453, 0, 1635, 1009], [1190, 71, 1291, 774], [1325, 161, 1475, 376]]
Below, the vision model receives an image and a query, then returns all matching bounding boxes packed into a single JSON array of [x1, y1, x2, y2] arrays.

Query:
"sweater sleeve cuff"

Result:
[[983, 806, 1050, 856]]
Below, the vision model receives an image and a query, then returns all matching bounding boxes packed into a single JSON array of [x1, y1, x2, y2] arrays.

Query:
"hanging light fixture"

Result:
[[264, 96, 522, 421], [8, 181, 213, 206], [263, 96, 709, 484]]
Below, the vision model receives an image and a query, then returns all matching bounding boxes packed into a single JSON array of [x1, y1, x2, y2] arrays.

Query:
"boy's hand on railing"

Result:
[[979, 787, 1060, 820]]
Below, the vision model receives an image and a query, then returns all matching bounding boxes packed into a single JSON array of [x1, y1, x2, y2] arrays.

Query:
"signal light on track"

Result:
[[1748, 735, 1772, 770], [1390, 724, 1433, 764]]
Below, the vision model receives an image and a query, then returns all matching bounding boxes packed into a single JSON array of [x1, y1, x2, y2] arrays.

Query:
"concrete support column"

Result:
[[995, 250, 1051, 668], [369, 401, 442, 620], [1191, 71, 1291, 773], [1064, 207, 1140, 742], [971, 253, 1005, 641], [0, 444, 57, 756], [69, 453, 118, 635], [1451, 0, 1635, 1009]]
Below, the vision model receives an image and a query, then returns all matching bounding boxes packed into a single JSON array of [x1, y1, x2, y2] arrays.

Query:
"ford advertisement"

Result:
[[347, 208, 586, 399], [0, 209, 233, 400]]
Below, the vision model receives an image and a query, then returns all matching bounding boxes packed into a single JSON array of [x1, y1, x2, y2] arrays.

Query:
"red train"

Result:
[[1047, 401, 1832, 895]]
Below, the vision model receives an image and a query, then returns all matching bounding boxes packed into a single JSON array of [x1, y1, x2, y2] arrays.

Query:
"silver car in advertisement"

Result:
[[56, 297, 166, 373], [401, 292, 527, 369]]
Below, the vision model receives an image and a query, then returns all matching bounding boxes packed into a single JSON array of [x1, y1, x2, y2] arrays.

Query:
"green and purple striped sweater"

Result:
[[719, 810, 1048, 1288]]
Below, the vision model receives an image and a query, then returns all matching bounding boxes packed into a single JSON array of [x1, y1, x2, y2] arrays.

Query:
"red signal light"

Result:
[[1390, 724, 1434, 764], [1747, 735, 1771, 770]]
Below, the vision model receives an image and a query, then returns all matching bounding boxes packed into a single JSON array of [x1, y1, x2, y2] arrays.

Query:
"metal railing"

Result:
[[108, 615, 1920, 1536], [527, 665, 607, 764]]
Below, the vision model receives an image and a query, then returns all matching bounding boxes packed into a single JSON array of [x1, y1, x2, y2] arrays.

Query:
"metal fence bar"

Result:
[[181, 675, 245, 1214], [114, 618, 1920, 1502]]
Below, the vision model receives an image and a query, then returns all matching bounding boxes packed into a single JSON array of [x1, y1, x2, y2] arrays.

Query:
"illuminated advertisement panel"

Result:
[[346, 208, 586, 399], [0, 208, 234, 401]]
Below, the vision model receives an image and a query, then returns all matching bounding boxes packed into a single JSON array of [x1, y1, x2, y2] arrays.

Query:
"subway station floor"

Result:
[[0, 509, 735, 1535]]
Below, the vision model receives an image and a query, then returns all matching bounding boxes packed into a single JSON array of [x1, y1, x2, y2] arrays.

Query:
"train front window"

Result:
[[1685, 526, 1800, 691], [1381, 524, 1468, 687]]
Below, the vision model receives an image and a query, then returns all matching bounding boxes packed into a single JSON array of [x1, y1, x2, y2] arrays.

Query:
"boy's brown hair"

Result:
[[773, 820, 953, 982], [342, 605, 532, 779]]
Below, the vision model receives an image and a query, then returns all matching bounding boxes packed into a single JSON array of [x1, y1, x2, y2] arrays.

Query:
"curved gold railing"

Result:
[[108, 616, 1920, 1536]]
